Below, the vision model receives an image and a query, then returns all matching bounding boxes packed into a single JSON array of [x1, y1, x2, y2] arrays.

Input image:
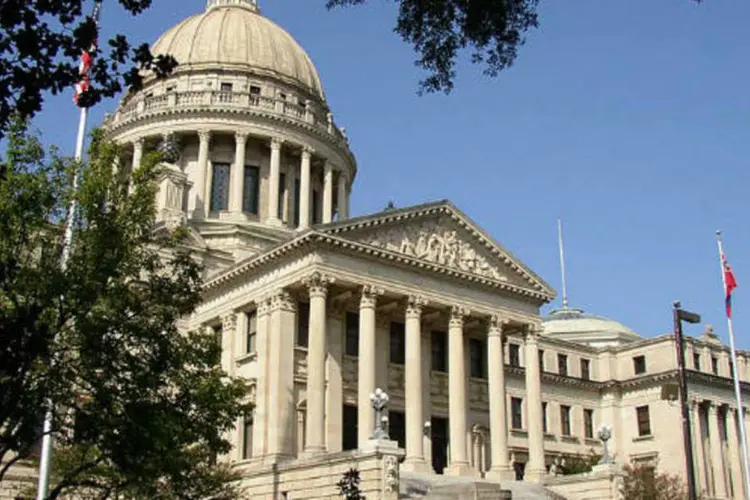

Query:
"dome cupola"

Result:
[[542, 307, 641, 348]]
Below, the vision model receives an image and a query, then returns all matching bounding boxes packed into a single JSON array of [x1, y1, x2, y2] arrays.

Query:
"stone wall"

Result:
[[0, 463, 37, 500], [545, 464, 624, 500]]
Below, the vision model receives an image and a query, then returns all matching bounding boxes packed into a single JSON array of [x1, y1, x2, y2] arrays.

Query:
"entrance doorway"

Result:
[[431, 416, 448, 474]]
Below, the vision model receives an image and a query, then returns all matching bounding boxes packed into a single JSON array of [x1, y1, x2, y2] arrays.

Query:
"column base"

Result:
[[523, 466, 547, 483], [401, 457, 432, 474], [300, 446, 327, 459], [444, 462, 477, 477], [265, 216, 284, 227], [263, 453, 293, 465], [486, 466, 515, 481]]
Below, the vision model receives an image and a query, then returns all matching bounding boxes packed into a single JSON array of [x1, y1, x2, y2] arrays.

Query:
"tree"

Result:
[[621, 462, 690, 500], [0, 0, 176, 139], [0, 119, 250, 499], [336, 468, 365, 500], [327, 0, 539, 94], [560, 449, 601, 475]]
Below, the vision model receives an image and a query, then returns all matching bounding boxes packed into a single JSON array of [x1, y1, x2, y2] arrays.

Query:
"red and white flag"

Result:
[[73, 1, 102, 106]]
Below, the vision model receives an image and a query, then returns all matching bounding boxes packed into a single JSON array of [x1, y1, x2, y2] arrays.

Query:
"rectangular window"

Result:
[[558, 354, 568, 376], [297, 302, 309, 347], [212, 324, 222, 350], [542, 402, 548, 433], [580, 359, 591, 380], [166, 85, 176, 93], [432, 331, 447, 372], [636, 406, 651, 436], [342, 405, 358, 451], [509, 343, 520, 367], [539, 349, 545, 373], [711, 356, 719, 375], [345, 312, 359, 356], [693, 353, 701, 371], [242, 165, 260, 214], [312, 189, 321, 224], [389, 322, 405, 364], [220, 82, 233, 92], [511, 397, 523, 430], [560, 405, 571, 436], [584, 409, 594, 439], [633, 355, 646, 375], [293, 179, 300, 226], [469, 338, 485, 379], [246, 310, 257, 354], [250, 85, 261, 95], [242, 414, 253, 459], [388, 411, 405, 449], [278, 172, 286, 220], [210, 163, 230, 212]]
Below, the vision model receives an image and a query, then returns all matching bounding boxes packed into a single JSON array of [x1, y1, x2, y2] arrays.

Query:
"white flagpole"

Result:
[[557, 218, 569, 309], [716, 230, 750, 497]]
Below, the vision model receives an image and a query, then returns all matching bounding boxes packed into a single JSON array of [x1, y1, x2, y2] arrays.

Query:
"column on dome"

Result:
[[726, 407, 744, 499], [402, 295, 429, 472], [303, 272, 333, 455], [357, 285, 383, 447], [229, 131, 248, 214], [524, 325, 546, 482], [298, 146, 312, 229], [322, 161, 334, 224], [131, 137, 144, 174], [708, 402, 728, 497], [193, 130, 211, 218], [690, 400, 707, 495], [267, 137, 283, 224], [337, 172, 349, 220], [266, 290, 296, 462], [445, 306, 473, 477], [252, 298, 271, 460], [486, 315, 513, 480]]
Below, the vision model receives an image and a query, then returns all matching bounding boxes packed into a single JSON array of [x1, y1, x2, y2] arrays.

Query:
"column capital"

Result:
[[707, 400, 720, 414], [406, 295, 428, 319], [449, 305, 471, 327], [304, 272, 335, 299], [221, 312, 237, 331], [270, 289, 296, 312], [270, 136, 283, 150], [488, 315, 511, 337], [235, 131, 249, 144], [133, 136, 145, 149], [257, 296, 272, 316], [323, 160, 334, 174], [301, 145, 314, 158], [360, 285, 385, 309], [524, 323, 543, 343], [197, 129, 211, 144]]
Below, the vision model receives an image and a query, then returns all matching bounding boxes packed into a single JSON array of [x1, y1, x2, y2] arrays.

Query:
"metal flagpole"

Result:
[[716, 230, 750, 497], [557, 218, 569, 309]]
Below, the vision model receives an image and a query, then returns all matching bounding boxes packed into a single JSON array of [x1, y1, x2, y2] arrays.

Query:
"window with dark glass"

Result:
[[432, 331, 447, 372], [633, 355, 646, 375], [542, 402, 548, 433], [293, 179, 300, 226], [220, 82, 233, 92], [539, 349, 545, 372], [390, 322, 405, 364], [469, 338, 485, 379], [693, 353, 701, 371], [509, 343, 520, 367], [242, 165, 260, 214], [250, 85, 261, 96], [584, 409, 594, 439], [388, 411, 405, 449], [210, 163, 230, 211], [730, 361, 735, 378], [712, 356, 719, 375], [342, 405, 358, 450], [246, 310, 257, 354], [511, 397, 523, 430], [278, 172, 286, 219], [297, 302, 309, 347], [312, 189, 321, 224], [560, 405, 571, 436], [580, 358, 591, 380], [345, 312, 359, 356], [558, 354, 568, 376], [636, 406, 651, 436], [242, 414, 253, 459], [166, 85, 176, 93], [212, 324, 222, 352]]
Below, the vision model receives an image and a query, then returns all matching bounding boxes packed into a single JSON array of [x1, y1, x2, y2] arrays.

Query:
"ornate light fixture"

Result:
[[370, 388, 390, 440]]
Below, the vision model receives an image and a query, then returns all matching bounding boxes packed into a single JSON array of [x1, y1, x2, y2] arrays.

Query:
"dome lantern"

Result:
[[206, 0, 259, 13]]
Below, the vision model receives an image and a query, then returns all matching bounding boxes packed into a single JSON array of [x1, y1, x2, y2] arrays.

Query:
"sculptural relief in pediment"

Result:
[[355, 219, 511, 282]]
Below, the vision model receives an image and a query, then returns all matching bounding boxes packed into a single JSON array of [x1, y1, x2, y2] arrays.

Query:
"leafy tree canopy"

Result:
[[0, 119, 250, 499], [621, 462, 690, 500]]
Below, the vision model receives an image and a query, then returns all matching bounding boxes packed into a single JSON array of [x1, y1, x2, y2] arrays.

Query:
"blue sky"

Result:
[[31, 0, 750, 346]]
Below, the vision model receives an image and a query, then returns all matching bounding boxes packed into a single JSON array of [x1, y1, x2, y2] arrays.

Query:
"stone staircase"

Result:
[[400, 472, 567, 500]]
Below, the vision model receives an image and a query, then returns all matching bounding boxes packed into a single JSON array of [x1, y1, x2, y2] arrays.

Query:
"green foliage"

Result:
[[326, 0, 539, 94], [0, 0, 176, 139], [621, 463, 689, 500], [0, 119, 250, 499], [560, 449, 601, 475], [337, 468, 365, 500]]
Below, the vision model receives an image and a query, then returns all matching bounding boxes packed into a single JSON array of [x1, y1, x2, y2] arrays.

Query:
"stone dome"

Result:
[[151, 0, 324, 99], [542, 307, 640, 348]]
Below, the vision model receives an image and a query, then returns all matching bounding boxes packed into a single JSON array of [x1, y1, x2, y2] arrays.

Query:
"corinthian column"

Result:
[[524, 326, 546, 482], [266, 290, 296, 462], [267, 138, 282, 224], [299, 146, 312, 229], [357, 285, 383, 447], [487, 315, 513, 480], [304, 272, 333, 455], [194, 130, 211, 218], [229, 132, 248, 214], [252, 298, 271, 460], [708, 402, 728, 498], [337, 172, 349, 220], [322, 162, 334, 223], [446, 306, 473, 477], [403, 295, 429, 472], [131, 137, 144, 175]]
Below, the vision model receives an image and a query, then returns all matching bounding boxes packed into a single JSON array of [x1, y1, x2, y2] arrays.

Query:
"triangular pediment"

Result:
[[319, 201, 555, 301]]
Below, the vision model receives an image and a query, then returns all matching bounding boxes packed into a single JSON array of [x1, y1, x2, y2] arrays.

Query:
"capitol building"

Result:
[[12, 0, 750, 498]]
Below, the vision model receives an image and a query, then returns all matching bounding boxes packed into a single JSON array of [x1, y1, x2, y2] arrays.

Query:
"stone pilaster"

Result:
[[524, 325, 546, 482], [252, 298, 271, 460], [358, 285, 383, 447], [402, 295, 429, 472], [220, 312, 237, 376], [326, 303, 345, 453], [445, 305, 473, 476], [299, 146, 312, 229], [267, 137, 282, 224], [194, 129, 211, 218], [323, 162, 334, 223], [690, 400, 707, 496], [487, 315, 513, 480], [266, 290, 296, 462], [708, 402, 728, 498], [229, 131, 248, 214], [304, 272, 334, 455]]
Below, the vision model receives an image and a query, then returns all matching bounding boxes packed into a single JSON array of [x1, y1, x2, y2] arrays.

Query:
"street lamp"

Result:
[[673, 301, 701, 500]]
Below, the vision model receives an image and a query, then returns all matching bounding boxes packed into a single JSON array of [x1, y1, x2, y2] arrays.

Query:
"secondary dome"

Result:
[[151, 0, 324, 99], [542, 307, 640, 348]]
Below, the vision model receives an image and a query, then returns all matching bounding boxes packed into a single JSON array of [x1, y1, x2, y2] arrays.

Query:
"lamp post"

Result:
[[674, 301, 701, 500], [370, 388, 390, 440]]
